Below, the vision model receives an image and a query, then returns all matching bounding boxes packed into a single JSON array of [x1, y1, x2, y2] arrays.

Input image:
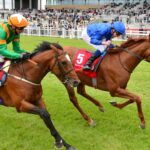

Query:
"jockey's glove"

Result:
[[109, 44, 115, 48], [20, 52, 31, 60], [102, 40, 111, 46], [108, 44, 119, 49]]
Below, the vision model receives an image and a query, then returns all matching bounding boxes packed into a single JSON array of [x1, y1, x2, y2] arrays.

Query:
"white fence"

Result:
[[22, 27, 150, 41]]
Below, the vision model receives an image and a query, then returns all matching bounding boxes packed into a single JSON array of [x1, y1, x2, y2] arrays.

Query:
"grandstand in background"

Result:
[[46, 0, 150, 9], [0, 0, 149, 10], [0, 0, 149, 40], [46, 0, 150, 5], [0, 0, 46, 10]]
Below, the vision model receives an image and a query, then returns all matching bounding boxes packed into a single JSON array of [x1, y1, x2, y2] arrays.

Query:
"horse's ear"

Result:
[[50, 44, 58, 52]]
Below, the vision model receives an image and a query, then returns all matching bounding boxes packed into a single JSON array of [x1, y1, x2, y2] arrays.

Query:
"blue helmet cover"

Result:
[[112, 21, 125, 35]]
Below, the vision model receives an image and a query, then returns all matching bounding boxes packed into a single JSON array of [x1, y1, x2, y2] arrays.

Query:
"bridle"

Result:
[[50, 51, 74, 84]]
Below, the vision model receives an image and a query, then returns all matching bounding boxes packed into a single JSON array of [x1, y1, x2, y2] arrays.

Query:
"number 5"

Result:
[[77, 53, 85, 64]]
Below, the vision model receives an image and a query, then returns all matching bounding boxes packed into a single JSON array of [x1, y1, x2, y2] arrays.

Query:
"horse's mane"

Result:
[[108, 38, 147, 54], [120, 38, 146, 48], [31, 41, 63, 57]]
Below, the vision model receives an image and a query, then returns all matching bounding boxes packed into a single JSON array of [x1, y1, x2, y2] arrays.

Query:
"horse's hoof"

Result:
[[140, 123, 145, 129], [110, 101, 117, 106], [99, 107, 105, 112], [66, 146, 76, 150], [88, 119, 96, 126], [54, 140, 64, 149]]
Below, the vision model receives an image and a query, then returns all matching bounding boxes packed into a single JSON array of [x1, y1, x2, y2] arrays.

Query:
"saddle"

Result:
[[0, 60, 10, 86], [74, 49, 106, 87]]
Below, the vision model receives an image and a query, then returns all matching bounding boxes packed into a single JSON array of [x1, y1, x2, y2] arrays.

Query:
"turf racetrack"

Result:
[[0, 36, 149, 150]]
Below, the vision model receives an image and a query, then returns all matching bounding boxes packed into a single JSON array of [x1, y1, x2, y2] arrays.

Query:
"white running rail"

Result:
[[22, 27, 150, 41]]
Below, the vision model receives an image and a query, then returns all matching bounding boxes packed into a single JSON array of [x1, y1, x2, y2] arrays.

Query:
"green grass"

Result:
[[1, 36, 149, 150]]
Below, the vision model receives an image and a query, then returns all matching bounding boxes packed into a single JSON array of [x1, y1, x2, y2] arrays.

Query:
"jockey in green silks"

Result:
[[0, 14, 30, 61]]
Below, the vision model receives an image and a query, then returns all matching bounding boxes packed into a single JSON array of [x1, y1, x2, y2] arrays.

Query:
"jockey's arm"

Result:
[[0, 43, 21, 59], [0, 33, 21, 59], [12, 35, 27, 53], [90, 38, 101, 45], [90, 34, 112, 46]]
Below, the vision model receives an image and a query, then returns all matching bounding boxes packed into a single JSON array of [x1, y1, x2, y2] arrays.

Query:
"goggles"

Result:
[[16, 27, 25, 30], [115, 31, 121, 36]]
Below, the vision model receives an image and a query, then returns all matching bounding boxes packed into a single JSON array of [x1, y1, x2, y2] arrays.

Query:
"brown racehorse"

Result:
[[0, 42, 80, 150], [63, 36, 150, 129]]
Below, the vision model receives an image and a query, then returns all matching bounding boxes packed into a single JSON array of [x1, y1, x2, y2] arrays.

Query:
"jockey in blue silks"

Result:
[[82, 21, 126, 70]]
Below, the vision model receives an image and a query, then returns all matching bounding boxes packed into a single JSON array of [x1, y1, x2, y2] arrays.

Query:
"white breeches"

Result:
[[81, 28, 107, 53]]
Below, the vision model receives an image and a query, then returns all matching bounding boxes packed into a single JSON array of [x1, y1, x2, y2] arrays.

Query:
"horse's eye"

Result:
[[61, 61, 67, 66]]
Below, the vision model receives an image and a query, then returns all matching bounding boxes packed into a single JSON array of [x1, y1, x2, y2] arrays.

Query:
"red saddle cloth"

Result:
[[0, 62, 4, 80], [0, 71, 4, 79], [0, 62, 7, 86], [74, 49, 101, 78]]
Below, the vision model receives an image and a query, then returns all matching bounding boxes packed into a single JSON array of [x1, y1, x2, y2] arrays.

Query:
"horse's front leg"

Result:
[[64, 84, 95, 126], [19, 99, 75, 150], [77, 83, 104, 112], [110, 87, 145, 129]]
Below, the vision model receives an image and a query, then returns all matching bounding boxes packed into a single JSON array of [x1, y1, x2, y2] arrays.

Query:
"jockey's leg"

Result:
[[83, 50, 101, 70]]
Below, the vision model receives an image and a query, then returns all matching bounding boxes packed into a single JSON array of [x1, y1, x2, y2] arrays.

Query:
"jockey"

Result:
[[0, 14, 30, 61], [82, 21, 126, 70]]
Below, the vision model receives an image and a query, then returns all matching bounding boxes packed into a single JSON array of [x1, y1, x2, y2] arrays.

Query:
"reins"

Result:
[[120, 48, 144, 61], [8, 73, 40, 86], [118, 52, 132, 73], [118, 47, 146, 73], [7, 59, 41, 86]]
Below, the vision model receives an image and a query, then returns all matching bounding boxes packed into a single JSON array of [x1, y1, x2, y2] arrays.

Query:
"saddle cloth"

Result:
[[0, 60, 10, 86], [74, 49, 101, 78]]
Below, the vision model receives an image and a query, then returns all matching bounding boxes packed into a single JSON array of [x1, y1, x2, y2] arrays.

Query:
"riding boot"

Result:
[[83, 54, 96, 70], [83, 50, 102, 71]]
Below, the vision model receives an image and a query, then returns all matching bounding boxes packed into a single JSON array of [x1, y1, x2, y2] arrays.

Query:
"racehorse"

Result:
[[63, 36, 150, 129], [0, 41, 80, 150]]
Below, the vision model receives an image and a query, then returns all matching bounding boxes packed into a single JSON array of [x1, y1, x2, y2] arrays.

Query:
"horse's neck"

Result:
[[10, 51, 52, 84], [119, 44, 144, 73], [29, 51, 53, 82]]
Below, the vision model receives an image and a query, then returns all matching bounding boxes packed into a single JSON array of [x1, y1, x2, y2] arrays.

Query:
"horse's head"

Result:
[[29, 42, 80, 87], [48, 44, 80, 87]]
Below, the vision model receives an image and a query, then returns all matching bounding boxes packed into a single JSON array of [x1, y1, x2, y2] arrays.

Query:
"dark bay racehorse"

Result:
[[0, 42, 80, 150], [63, 36, 150, 128]]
